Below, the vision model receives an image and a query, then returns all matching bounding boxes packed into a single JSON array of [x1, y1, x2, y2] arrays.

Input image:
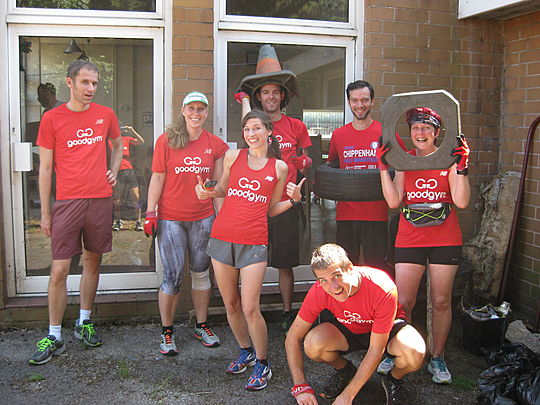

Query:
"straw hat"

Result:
[[238, 44, 298, 109]]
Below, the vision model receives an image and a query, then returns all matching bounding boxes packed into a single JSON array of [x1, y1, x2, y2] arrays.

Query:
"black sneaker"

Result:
[[319, 359, 357, 400], [28, 335, 65, 365], [281, 311, 295, 332], [381, 374, 409, 405], [74, 319, 103, 347]]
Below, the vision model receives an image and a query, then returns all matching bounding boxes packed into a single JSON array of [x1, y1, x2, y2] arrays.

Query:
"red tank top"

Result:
[[395, 168, 462, 248], [211, 149, 278, 245]]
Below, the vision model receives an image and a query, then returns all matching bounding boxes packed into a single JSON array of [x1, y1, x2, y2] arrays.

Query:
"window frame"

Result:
[[214, 31, 356, 146]]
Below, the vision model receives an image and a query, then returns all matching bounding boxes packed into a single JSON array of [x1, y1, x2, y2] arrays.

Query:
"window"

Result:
[[16, 0, 156, 12], [226, 0, 348, 22]]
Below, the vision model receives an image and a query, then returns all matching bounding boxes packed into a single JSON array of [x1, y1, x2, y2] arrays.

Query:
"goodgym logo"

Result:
[[184, 156, 202, 165], [415, 178, 437, 189], [238, 177, 261, 191], [77, 128, 93, 137], [67, 128, 102, 148]]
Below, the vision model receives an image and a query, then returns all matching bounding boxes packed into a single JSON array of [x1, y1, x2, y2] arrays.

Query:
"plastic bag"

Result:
[[477, 343, 540, 405]]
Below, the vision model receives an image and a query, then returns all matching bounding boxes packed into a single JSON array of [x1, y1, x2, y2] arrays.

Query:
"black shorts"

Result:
[[268, 204, 299, 268], [336, 220, 388, 270], [394, 245, 462, 266], [320, 310, 408, 354], [115, 168, 139, 193]]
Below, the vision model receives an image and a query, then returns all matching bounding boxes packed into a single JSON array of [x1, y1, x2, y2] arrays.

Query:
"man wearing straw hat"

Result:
[[235, 44, 312, 331]]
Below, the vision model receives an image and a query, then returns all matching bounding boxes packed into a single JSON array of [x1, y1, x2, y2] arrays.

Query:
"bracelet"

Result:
[[291, 383, 315, 398], [290, 198, 300, 206], [456, 168, 468, 176]]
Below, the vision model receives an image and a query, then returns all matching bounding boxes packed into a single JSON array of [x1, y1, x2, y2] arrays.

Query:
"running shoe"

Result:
[[74, 319, 103, 347], [225, 347, 256, 374], [159, 330, 178, 356], [377, 356, 395, 375], [381, 374, 409, 405], [281, 311, 295, 332], [319, 359, 357, 400], [135, 220, 143, 231], [428, 357, 452, 384], [245, 360, 272, 391], [28, 335, 65, 365], [194, 324, 220, 347], [112, 219, 122, 231]]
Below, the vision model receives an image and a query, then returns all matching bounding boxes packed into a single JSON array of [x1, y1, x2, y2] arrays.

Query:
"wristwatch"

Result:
[[290, 198, 300, 206], [456, 168, 468, 176]]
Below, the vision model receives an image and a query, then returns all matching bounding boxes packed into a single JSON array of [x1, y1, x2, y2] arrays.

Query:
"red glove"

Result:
[[451, 133, 470, 171], [144, 211, 158, 238], [291, 154, 312, 170], [234, 91, 250, 104], [376, 138, 390, 170]]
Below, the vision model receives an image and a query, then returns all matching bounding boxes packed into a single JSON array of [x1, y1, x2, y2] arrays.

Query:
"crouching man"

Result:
[[285, 244, 426, 405]]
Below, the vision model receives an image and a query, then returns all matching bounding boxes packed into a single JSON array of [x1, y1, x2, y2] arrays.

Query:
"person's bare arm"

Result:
[[108, 135, 123, 186], [125, 126, 145, 145], [38, 147, 54, 237], [285, 317, 319, 405]]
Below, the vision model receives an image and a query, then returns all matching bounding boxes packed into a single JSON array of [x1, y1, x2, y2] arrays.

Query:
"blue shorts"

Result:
[[157, 215, 214, 295]]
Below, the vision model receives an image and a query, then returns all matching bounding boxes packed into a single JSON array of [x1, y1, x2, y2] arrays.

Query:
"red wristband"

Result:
[[291, 383, 315, 398]]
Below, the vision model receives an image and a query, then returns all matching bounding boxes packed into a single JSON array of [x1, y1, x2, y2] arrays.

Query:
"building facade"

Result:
[[0, 0, 539, 325]]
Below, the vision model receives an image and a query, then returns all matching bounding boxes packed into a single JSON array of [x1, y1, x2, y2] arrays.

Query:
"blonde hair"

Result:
[[165, 115, 189, 150]]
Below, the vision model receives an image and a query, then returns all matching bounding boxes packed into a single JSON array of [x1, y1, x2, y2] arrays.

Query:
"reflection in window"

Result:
[[227, 42, 345, 146], [17, 0, 156, 12], [226, 0, 348, 22]]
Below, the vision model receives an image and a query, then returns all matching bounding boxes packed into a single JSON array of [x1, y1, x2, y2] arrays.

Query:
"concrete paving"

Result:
[[0, 315, 484, 405]]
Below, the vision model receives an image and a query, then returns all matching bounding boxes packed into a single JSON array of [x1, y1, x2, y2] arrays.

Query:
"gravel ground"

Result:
[[0, 315, 485, 405]]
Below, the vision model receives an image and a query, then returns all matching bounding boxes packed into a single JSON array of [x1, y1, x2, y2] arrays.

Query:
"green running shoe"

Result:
[[29, 335, 65, 365], [74, 319, 103, 347]]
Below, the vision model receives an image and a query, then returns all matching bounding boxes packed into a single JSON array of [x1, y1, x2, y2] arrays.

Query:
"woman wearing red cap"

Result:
[[195, 109, 305, 391], [376, 107, 470, 385], [145, 91, 229, 356]]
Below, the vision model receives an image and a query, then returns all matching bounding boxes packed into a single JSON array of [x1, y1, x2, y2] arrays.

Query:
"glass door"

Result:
[[8, 24, 164, 295]]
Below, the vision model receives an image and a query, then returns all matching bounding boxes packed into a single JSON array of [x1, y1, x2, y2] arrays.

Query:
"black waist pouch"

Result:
[[401, 202, 451, 227]]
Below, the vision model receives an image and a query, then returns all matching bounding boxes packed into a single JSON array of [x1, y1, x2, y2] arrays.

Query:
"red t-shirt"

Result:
[[37, 103, 120, 200], [211, 149, 278, 245], [152, 130, 229, 221], [298, 266, 406, 335], [120, 136, 134, 170], [327, 121, 388, 221], [272, 115, 311, 201], [109, 136, 135, 170], [395, 164, 462, 248]]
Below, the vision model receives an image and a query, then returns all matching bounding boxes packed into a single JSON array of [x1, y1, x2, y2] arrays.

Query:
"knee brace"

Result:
[[190, 269, 211, 290]]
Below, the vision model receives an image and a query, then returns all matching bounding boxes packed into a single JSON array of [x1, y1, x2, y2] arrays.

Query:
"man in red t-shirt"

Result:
[[29, 60, 123, 365], [328, 80, 390, 272], [285, 244, 425, 405], [236, 45, 312, 331]]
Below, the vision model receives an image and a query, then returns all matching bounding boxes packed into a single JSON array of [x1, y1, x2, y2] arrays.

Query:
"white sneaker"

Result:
[[428, 357, 452, 384], [377, 356, 395, 375], [159, 330, 178, 356], [194, 324, 220, 347]]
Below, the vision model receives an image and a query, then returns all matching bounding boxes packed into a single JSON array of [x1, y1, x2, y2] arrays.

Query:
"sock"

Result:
[[162, 325, 174, 334], [196, 322, 207, 329], [49, 325, 62, 341], [78, 309, 92, 325], [258, 358, 268, 366]]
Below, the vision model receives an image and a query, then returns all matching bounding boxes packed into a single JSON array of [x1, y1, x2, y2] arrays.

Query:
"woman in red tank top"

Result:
[[196, 110, 305, 391], [377, 108, 471, 385]]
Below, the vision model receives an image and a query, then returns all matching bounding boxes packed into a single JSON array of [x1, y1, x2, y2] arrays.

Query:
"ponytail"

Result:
[[268, 134, 281, 159]]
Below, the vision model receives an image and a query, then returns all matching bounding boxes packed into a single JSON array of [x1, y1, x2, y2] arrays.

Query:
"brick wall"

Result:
[[501, 12, 540, 320], [171, 0, 215, 313], [364, 0, 504, 242]]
